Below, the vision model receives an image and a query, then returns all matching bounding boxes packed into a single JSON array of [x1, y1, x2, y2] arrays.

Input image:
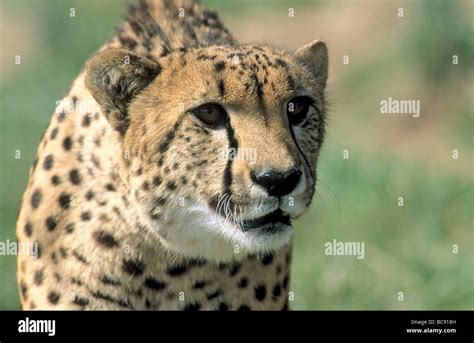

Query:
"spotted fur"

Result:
[[16, 0, 328, 310]]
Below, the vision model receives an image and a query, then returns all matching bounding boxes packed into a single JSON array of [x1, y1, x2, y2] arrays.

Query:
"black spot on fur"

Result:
[[255, 284, 266, 301], [155, 197, 167, 206], [166, 181, 177, 191], [283, 275, 289, 289], [105, 183, 116, 192], [144, 278, 167, 291], [206, 290, 221, 301], [45, 216, 57, 231], [152, 176, 162, 186], [122, 259, 145, 276], [65, 223, 75, 234], [166, 264, 188, 277], [85, 190, 94, 200], [63, 136, 73, 151], [58, 193, 72, 209], [72, 295, 90, 307], [47, 291, 60, 305], [272, 284, 281, 299], [72, 250, 89, 264], [193, 281, 207, 289], [31, 189, 42, 209], [50, 127, 58, 139], [230, 263, 241, 276], [51, 175, 61, 185], [69, 169, 81, 185], [33, 269, 43, 286], [214, 61, 226, 72], [82, 114, 91, 127], [238, 277, 248, 288], [24, 222, 33, 237], [94, 230, 118, 248], [262, 253, 274, 265], [90, 289, 131, 309], [20, 282, 28, 300], [80, 211, 91, 221], [99, 275, 121, 286]]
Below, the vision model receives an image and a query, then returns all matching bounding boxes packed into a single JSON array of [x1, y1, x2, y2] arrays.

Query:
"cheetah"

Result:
[[16, 0, 328, 310]]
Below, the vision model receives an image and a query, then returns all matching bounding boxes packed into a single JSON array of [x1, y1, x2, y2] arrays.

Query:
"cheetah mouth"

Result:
[[241, 209, 291, 231]]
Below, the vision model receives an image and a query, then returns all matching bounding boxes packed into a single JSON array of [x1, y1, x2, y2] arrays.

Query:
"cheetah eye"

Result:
[[286, 96, 314, 125], [191, 103, 228, 128]]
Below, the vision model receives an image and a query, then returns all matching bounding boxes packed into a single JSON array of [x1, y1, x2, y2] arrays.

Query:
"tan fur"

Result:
[[16, 0, 327, 310]]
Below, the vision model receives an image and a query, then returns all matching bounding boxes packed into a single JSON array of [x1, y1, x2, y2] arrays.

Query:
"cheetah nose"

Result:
[[251, 168, 302, 197]]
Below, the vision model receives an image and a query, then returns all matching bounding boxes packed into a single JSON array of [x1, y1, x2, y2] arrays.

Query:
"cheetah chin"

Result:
[[143, 175, 312, 262], [144, 199, 296, 262]]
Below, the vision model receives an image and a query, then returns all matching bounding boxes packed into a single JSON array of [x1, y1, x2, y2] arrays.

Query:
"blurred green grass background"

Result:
[[0, 0, 473, 309]]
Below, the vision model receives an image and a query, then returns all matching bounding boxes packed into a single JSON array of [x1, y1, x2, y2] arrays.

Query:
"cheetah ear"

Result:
[[295, 39, 328, 87], [85, 48, 161, 135]]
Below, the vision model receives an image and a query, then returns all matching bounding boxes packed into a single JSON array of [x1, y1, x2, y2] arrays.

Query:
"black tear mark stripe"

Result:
[[222, 121, 238, 198], [289, 126, 314, 180]]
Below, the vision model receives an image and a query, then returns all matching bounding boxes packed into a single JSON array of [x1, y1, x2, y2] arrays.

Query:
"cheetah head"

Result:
[[86, 40, 328, 261]]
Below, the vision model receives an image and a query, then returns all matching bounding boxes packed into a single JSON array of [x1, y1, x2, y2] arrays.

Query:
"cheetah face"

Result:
[[86, 40, 328, 261]]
